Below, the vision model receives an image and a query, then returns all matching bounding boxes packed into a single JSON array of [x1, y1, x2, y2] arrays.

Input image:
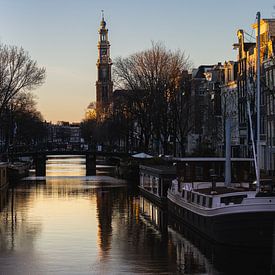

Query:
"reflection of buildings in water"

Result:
[[168, 224, 214, 274], [169, 217, 274, 275], [113, 194, 178, 274], [139, 195, 168, 235], [94, 190, 180, 274], [96, 188, 113, 260]]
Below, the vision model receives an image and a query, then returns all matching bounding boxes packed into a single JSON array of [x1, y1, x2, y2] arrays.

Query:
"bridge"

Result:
[[7, 150, 130, 177]]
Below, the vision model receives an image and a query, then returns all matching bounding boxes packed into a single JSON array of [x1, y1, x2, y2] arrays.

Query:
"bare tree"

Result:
[[0, 44, 46, 115], [114, 42, 192, 154], [170, 70, 193, 156]]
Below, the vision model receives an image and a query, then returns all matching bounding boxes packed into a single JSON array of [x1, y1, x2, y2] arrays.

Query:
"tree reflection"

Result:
[[0, 186, 42, 253]]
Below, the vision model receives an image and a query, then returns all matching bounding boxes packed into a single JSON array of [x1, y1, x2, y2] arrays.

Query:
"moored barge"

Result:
[[167, 158, 275, 247], [139, 165, 176, 206]]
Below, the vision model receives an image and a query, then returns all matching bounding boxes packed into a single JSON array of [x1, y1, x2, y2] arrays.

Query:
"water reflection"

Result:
[[96, 187, 113, 260], [139, 195, 216, 274], [46, 155, 86, 176], [139, 195, 168, 235], [0, 156, 274, 274], [140, 195, 275, 274], [169, 215, 274, 275], [0, 187, 8, 212], [0, 186, 43, 274]]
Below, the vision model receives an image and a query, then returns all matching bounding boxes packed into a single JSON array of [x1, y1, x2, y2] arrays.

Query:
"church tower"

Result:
[[96, 12, 113, 115]]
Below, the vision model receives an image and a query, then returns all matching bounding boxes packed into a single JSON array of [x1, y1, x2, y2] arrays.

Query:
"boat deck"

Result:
[[194, 186, 250, 195]]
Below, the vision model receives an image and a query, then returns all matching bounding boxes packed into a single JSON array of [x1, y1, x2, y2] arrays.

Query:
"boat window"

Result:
[[221, 195, 247, 205], [202, 196, 206, 206], [208, 198, 212, 208], [197, 195, 200, 204], [187, 191, 191, 202]]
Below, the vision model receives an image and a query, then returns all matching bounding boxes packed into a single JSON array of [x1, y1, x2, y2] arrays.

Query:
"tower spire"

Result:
[[96, 13, 113, 117]]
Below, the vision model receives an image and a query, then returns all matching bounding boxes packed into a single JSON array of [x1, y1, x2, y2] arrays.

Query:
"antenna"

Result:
[[101, 10, 104, 20], [272, 5, 275, 18], [256, 11, 261, 190]]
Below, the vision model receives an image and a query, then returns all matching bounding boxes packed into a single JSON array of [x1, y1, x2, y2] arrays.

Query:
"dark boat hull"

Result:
[[168, 199, 275, 247]]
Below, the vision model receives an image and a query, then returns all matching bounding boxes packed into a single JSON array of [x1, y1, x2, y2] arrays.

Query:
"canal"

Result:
[[0, 156, 274, 274]]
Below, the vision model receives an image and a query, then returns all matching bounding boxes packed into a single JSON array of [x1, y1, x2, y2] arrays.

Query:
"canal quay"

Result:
[[0, 155, 273, 274]]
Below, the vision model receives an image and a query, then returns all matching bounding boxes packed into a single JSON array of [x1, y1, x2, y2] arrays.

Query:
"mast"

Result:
[[225, 117, 231, 186], [256, 12, 261, 190]]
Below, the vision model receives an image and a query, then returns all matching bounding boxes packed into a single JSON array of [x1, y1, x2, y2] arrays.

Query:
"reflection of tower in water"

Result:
[[96, 188, 113, 259]]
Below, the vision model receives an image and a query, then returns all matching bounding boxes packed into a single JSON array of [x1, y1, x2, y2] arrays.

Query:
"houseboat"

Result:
[[139, 165, 176, 206], [167, 158, 275, 247]]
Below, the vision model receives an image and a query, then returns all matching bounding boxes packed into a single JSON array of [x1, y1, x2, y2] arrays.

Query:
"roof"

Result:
[[139, 165, 176, 175], [192, 65, 214, 78], [132, 152, 153, 159], [173, 157, 254, 162]]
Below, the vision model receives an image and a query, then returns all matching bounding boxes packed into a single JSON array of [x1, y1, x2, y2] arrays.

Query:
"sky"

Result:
[[0, 0, 273, 123]]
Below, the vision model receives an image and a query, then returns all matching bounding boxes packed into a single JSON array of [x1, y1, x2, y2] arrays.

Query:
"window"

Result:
[[102, 68, 107, 80], [202, 196, 206, 206], [102, 86, 108, 101], [208, 198, 212, 208], [196, 195, 200, 204], [187, 191, 191, 202], [269, 70, 273, 90]]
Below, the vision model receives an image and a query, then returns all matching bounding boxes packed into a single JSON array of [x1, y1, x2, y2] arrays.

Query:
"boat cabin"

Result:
[[139, 165, 176, 203], [178, 181, 255, 209]]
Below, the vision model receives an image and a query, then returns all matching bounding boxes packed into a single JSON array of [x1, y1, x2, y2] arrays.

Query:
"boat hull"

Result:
[[168, 197, 275, 247]]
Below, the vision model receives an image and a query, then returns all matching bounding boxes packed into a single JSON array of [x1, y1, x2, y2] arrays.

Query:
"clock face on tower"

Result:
[[101, 48, 107, 56]]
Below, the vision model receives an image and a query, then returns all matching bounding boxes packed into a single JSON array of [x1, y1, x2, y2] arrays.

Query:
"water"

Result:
[[0, 155, 274, 274]]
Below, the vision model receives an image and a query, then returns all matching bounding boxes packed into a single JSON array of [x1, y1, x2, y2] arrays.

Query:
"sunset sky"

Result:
[[0, 0, 273, 123]]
